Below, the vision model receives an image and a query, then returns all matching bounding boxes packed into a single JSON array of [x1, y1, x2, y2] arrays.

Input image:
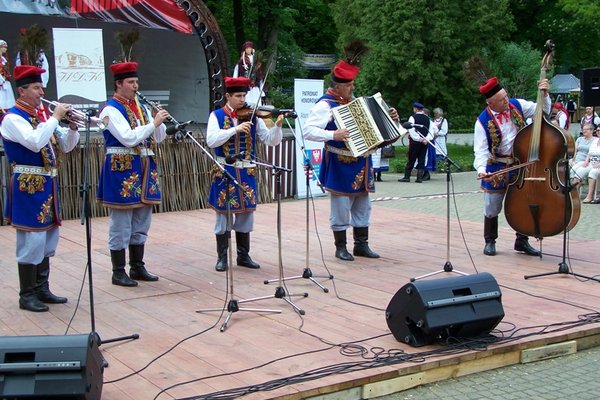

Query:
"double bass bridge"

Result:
[[524, 177, 547, 181]]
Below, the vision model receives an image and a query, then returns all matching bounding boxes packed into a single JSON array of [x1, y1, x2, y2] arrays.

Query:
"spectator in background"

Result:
[[0, 40, 16, 110], [432, 107, 449, 163], [571, 124, 596, 185], [580, 106, 600, 131], [551, 101, 569, 130], [422, 107, 437, 180], [398, 102, 434, 183], [566, 97, 577, 123], [580, 135, 600, 204]]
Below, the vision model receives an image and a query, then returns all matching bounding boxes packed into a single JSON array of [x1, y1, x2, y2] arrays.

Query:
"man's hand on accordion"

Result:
[[333, 129, 350, 142], [388, 107, 400, 122]]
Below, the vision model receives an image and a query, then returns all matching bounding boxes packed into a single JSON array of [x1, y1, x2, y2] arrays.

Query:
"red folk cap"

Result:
[[14, 65, 46, 87], [242, 41, 254, 50], [110, 62, 139, 81], [479, 77, 503, 99], [332, 60, 359, 83], [225, 76, 252, 93]]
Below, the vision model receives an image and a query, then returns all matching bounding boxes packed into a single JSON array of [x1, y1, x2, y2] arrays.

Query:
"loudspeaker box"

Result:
[[0, 333, 103, 399], [386, 272, 504, 347], [580, 67, 600, 107]]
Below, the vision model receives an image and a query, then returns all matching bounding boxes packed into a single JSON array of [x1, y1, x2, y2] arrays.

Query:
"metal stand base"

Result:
[[410, 156, 469, 282], [264, 268, 333, 293], [197, 298, 281, 332], [411, 261, 468, 282], [525, 262, 600, 282]]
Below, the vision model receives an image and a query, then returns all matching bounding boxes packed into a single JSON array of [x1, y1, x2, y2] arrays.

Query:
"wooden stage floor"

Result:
[[1, 196, 600, 400]]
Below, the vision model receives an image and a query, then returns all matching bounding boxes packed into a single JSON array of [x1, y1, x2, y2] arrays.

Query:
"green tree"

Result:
[[331, 0, 515, 129], [508, 0, 600, 74], [485, 42, 543, 100]]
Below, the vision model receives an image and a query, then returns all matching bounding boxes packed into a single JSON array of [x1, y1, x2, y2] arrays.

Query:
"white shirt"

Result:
[[206, 106, 282, 148], [407, 112, 435, 142], [303, 99, 337, 142], [0, 113, 79, 153], [473, 95, 551, 174], [99, 104, 166, 147]]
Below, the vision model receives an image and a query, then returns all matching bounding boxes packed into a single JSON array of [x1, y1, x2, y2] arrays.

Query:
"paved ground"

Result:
[[376, 345, 600, 400], [370, 127, 600, 399]]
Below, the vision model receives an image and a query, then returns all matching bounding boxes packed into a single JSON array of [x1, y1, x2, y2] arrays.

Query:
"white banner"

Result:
[[294, 78, 326, 199], [52, 28, 106, 108]]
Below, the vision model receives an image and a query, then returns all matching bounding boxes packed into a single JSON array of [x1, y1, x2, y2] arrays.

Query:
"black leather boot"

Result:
[[129, 244, 159, 281], [333, 230, 354, 261], [353, 227, 380, 258], [415, 169, 424, 183], [514, 233, 541, 256], [376, 171, 383, 182], [111, 249, 138, 287], [18, 263, 49, 312], [35, 257, 67, 304], [236, 232, 260, 269], [483, 216, 498, 256], [398, 167, 411, 182], [215, 233, 229, 271], [422, 170, 431, 181]]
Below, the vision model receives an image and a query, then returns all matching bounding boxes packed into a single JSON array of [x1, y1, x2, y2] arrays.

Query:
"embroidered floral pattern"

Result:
[[217, 184, 240, 209], [352, 167, 366, 190], [487, 120, 502, 157], [37, 195, 54, 224], [18, 174, 46, 194], [148, 169, 160, 195], [240, 183, 256, 205], [223, 116, 231, 130], [247, 167, 257, 177], [510, 107, 525, 129], [120, 172, 142, 198], [110, 154, 134, 171]]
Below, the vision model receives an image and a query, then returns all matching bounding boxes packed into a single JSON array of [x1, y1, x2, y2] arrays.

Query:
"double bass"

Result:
[[504, 40, 580, 239]]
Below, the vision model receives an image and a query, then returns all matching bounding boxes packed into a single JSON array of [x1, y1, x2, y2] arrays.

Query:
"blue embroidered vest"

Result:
[[208, 108, 259, 213], [478, 99, 526, 192], [96, 99, 161, 208], [2, 106, 61, 230]]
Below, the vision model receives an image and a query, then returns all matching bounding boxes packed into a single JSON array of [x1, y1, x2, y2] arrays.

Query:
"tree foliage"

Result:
[[330, 0, 516, 128]]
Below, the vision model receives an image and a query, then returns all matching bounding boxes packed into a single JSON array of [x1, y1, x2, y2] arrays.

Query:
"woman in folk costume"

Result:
[[0, 40, 16, 109]]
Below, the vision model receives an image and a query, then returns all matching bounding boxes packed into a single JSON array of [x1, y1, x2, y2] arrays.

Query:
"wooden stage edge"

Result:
[[1, 198, 600, 400]]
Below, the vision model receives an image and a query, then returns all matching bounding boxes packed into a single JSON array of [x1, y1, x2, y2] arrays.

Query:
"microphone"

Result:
[[402, 122, 426, 129], [225, 151, 245, 164], [165, 120, 194, 135]]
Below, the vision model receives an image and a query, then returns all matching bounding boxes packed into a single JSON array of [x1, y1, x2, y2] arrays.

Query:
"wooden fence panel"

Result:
[[0, 133, 297, 225]]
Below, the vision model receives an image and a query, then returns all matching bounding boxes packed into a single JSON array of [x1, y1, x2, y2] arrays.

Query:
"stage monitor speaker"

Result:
[[580, 67, 600, 107], [0, 333, 103, 399], [386, 272, 505, 347]]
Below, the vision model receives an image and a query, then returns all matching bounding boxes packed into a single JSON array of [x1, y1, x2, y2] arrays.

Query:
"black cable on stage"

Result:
[[166, 313, 600, 400]]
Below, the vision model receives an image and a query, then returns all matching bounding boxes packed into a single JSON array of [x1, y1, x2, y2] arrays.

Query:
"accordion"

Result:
[[331, 92, 407, 157]]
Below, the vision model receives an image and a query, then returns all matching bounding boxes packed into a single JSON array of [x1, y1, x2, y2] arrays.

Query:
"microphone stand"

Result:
[[251, 154, 308, 314], [79, 112, 138, 356], [524, 156, 599, 282], [408, 125, 468, 281], [188, 130, 281, 331], [264, 117, 333, 292]]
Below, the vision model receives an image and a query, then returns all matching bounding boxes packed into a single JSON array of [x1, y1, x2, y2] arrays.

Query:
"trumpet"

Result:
[[40, 98, 106, 130]]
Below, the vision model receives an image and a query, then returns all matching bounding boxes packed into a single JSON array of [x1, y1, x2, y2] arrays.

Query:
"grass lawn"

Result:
[[388, 143, 475, 173]]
